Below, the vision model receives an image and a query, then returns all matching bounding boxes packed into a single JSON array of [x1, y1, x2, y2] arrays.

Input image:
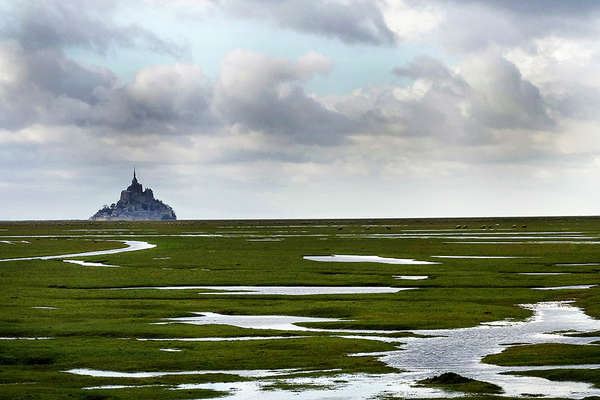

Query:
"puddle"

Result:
[[343, 233, 593, 240], [159, 348, 181, 352], [32, 306, 57, 309], [0, 337, 52, 340], [0, 240, 155, 262], [170, 374, 456, 399], [338, 335, 407, 344], [402, 232, 582, 235], [110, 286, 411, 295], [84, 385, 164, 390], [454, 241, 600, 245], [393, 276, 428, 280], [156, 312, 415, 335], [519, 273, 569, 276], [69, 229, 131, 231], [555, 263, 600, 266], [153, 257, 171, 260], [304, 255, 438, 265], [156, 312, 345, 331], [66, 368, 302, 379], [533, 285, 597, 290], [432, 255, 526, 259], [63, 260, 119, 268], [247, 239, 283, 242], [445, 236, 591, 240], [137, 336, 307, 342], [1, 234, 221, 238]]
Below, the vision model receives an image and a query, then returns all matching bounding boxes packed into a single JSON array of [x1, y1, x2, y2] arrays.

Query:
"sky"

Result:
[[3, 0, 600, 220]]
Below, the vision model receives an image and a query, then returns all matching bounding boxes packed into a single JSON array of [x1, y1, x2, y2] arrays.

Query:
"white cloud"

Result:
[[380, 0, 443, 40]]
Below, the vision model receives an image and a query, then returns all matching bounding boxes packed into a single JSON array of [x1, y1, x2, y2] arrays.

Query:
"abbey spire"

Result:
[[127, 168, 143, 193]]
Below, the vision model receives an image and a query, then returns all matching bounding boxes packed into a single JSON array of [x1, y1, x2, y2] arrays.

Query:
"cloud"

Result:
[[323, 53, 555, 155], [0, 40, 213, 133], [0, 40, 116, 129], [0, 40, 352, 147], [91, 64, 215, 131], [1, 0, 185, 57], [0, 6, 560, 163], [460, 53, 555, 131], [214, 49, 352, 145], [192, 0, 600, 52], [452, 0, 600, 17], [427, 0, 600, 53], [218, 0, 396, 45]]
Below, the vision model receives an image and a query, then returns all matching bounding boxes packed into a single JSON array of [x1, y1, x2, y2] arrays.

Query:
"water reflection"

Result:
[[383, 302, 600, 398]]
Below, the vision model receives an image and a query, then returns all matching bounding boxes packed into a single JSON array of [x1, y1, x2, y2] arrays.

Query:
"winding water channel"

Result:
[[0, 240, 155, 262], [144, 301, 600, 398]]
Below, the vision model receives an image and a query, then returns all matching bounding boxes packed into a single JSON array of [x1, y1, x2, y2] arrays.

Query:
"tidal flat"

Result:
[[1, 217, 600, 399]]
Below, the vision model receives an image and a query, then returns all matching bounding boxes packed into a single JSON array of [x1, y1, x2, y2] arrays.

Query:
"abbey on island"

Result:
[[90, 170, 176, 221]]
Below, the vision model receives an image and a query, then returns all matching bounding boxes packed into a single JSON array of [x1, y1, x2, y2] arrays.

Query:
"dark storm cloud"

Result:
[[219, 0, 396, 45]]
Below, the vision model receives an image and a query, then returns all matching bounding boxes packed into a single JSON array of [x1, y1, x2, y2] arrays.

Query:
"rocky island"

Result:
[[90, 170, 176, 221]]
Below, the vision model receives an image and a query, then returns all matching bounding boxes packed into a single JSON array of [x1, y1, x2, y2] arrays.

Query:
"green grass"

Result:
[[417, 372, 503, 394], [1, 217, 600, 398], [482, 343, 600, 366], [0, 336, 397, 372]]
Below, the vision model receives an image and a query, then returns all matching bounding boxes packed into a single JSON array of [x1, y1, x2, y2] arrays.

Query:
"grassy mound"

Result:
[[418, 372, 503, 394]]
